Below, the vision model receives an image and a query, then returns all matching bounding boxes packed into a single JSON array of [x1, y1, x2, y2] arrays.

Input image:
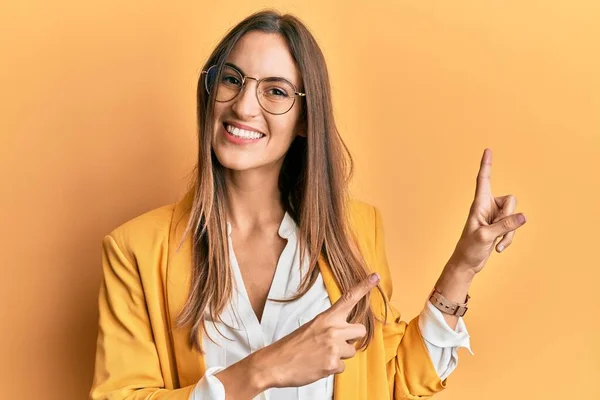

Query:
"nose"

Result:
[[231, 77, 261, 119]]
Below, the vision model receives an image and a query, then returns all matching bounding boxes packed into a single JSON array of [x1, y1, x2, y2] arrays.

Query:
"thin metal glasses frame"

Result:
[[200, 64, 306, 115]]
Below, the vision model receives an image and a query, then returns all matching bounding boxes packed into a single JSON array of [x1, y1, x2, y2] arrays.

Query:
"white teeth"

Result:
[[226, 124, 264, 139]]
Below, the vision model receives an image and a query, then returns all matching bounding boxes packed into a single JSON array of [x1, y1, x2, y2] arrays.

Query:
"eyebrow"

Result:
[[225, 62, 246, 77], [224, 62, 299, 87]]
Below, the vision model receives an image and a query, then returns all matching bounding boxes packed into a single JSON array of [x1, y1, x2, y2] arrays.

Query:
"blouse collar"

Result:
[[226, 211, 296, 240]]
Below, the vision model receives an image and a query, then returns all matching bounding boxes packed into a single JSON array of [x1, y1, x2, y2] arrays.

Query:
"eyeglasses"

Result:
[[201, 64, 306, 115]]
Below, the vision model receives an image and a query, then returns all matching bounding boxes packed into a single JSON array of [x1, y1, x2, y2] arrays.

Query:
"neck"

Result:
[[224, 166, 285, 234]]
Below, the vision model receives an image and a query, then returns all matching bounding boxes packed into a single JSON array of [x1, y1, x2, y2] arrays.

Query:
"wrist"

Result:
[[213, 350, 272, 399], [434, 261, 474, 303], [444, 257, 476, 283], [246, 347, 275, 392]]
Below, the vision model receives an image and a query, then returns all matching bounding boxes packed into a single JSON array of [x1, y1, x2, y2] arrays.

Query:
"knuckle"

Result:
[[337, 361, 346, 374], [324, 357, 340, 373], [341, 291, 355, 304], [313, 313, 326, 326], [502, 218, 514, 231], [325, 341, 338, 353], [324, 327, 337, 341], [475, 229, 488, 243], [347, 345, 357, 358]]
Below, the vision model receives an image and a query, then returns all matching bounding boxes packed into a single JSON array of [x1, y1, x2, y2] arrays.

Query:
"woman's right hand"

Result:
[[253, 272, 381, 389]]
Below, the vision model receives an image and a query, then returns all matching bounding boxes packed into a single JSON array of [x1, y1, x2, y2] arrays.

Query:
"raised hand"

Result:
[[450, 148, 527, 274], [255, 272, 381, 389]]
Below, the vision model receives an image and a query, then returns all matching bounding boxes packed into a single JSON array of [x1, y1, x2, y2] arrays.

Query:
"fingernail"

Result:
[[498, 245, 504, 252], [517, 214, 527, 224], [369, 273, 380, 283]]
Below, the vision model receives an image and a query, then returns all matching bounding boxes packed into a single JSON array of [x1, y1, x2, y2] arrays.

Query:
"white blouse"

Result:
[[191, 212, 473, 400]]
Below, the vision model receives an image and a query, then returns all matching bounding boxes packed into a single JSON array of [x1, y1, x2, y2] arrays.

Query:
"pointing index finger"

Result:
[[475, 148, 493, 199], [330, 273, 380, 317]]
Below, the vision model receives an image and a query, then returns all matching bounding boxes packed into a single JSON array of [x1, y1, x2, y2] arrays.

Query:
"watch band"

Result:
[[429, 287, 470, 317]]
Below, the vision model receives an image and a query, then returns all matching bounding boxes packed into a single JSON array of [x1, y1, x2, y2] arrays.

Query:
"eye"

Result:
[[259, 78, 295, 102], [222, 75, 242, 87], [270, 88, 288, 97]]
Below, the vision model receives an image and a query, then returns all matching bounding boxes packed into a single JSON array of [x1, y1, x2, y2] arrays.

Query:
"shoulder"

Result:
[[347, 198, 378, 228], [347, 198, 382, 254], [109, 203, 176, 237], [347, 198, 393, 303], [104, 202, 177, 263], [347, 197, 383, 235]]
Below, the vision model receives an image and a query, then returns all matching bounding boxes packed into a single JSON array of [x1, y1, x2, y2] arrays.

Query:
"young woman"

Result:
[[90, 10, 526, 400]]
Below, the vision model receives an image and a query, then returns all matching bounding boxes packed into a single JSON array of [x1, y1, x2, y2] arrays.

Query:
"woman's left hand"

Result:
[[449, 148, 527, 275]]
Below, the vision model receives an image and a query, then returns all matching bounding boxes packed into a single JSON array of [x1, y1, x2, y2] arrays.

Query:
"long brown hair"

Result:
[[177, 9, 387, 353]]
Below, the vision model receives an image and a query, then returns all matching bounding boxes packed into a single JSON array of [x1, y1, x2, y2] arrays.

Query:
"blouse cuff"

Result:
[[190, 366, 227, 400], [419, 299, 474, 355]]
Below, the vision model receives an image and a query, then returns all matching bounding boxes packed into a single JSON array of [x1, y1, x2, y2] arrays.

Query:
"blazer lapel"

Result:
[[165, 189, 206, 388], [318, 254, 361, 400]]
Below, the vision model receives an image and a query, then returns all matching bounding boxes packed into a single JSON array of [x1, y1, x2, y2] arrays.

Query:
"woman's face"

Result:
[[211, 31, 305, 173]]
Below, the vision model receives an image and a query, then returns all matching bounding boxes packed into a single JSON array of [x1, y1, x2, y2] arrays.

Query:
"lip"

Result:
[[221, 123, 265, 145], [224, 121, 265, 135]]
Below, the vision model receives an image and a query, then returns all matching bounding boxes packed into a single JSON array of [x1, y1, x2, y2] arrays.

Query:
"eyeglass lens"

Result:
[[205, 65, 297, 114]]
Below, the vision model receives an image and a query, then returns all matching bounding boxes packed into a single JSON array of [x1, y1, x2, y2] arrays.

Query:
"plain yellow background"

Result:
[[1, 1, 598, 399]]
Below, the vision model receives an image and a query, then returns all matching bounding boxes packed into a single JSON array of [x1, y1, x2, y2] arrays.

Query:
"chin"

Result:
[[212, 147, 260, 171]]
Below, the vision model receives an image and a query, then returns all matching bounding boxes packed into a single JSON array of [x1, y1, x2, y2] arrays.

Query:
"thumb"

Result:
[[487, 213, 527, 239]]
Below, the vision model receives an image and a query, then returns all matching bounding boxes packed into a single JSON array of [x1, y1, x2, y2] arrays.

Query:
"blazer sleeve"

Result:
[[89, 234, 195, 400], [372, 206, 448, 400]]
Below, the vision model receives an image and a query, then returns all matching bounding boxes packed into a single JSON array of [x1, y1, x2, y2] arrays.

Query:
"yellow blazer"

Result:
[[90, 190, 447, 399]]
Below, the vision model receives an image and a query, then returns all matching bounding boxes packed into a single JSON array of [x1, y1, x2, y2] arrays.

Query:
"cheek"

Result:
[[209, 104, 228, 141], [268, 111, 302, 141], [211, 103, 226, 125]]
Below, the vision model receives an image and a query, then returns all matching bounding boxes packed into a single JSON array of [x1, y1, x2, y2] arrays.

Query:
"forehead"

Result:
[[227, 31, 302, 88]]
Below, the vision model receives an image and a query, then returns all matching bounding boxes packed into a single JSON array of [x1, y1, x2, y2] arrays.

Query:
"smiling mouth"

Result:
[[224, 123, 265, 140]]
